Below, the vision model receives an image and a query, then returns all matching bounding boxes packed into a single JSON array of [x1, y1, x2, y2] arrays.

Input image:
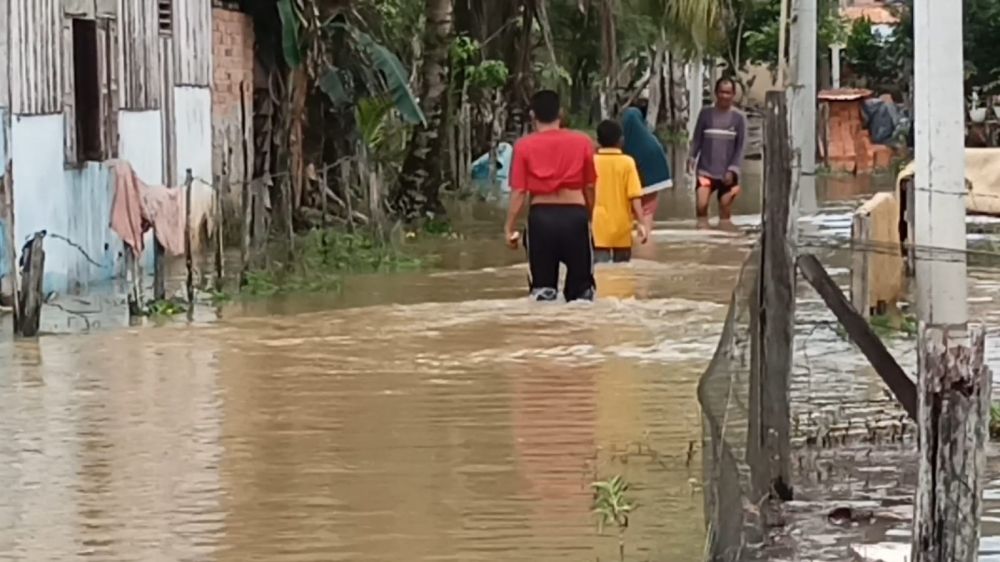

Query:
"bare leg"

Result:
[[696, 186, 712, 228], [719, 188, 739, 221]]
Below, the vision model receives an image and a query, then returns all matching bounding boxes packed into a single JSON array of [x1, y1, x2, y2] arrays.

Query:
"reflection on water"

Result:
[[0, 162, 975, 561], [0, 224, 750, 560]]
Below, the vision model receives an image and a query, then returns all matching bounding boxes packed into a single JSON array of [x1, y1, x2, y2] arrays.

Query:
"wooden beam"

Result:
[[797, 253, 917, 420], [752, 90, 795, 502]]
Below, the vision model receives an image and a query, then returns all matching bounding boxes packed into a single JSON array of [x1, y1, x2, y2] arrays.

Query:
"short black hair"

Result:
[[530, 90, 561, 124], [596, 120, 623, 148], [715, 77, 736, 94]]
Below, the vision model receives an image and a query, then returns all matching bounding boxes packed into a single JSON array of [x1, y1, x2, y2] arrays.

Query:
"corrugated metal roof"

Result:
[[818, 88, 873, 101], [843, 5, 899, 24]]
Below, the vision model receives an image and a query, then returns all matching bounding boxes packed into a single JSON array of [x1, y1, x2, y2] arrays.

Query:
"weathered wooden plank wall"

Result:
[[119, 0, 162, 109], [10, 0, 64, 115], [174, 0, 212, 87], [160, 34, 177, 186], [0, 0, 10, 109]]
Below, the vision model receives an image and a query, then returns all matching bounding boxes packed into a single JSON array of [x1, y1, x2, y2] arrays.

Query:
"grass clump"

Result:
[[240, 228, 424, 297]]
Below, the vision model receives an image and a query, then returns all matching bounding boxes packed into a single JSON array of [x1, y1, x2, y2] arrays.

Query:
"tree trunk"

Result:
[[669, 49, 690, 132], [599, 0, 618, 119], [647, 36, 666, 129], [396, 0, 454, 221]]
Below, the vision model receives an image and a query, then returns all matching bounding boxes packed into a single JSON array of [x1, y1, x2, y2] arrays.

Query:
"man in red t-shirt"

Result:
[[504, 90, 597, 302]]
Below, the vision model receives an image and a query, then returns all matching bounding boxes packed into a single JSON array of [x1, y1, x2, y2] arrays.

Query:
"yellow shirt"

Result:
[[592, 148, 642, 249]]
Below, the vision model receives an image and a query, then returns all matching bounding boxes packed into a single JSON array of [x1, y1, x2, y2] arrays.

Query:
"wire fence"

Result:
[[698, 245, 762, 561]]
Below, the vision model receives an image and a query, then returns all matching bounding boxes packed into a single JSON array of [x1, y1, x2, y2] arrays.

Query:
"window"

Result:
[[72, 19, 102, 162], [159, 0, 172, 35]]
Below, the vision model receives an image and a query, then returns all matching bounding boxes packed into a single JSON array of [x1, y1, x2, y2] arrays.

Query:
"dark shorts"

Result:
[[522, 204, 595, 302], [593, 247, 632, 264], [697, 175, 741, 200]]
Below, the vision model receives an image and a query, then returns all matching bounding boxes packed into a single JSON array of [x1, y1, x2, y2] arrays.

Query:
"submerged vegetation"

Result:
[[240, 229, 424, 297]]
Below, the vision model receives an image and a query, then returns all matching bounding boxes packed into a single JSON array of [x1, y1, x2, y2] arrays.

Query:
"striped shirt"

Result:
[[690, 107, 747, 181]]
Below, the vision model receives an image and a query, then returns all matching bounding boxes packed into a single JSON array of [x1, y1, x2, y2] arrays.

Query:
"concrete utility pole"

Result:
[[911, 0, 990, 560], [788, 0, 818, 214], [830, 43, 844, 89]]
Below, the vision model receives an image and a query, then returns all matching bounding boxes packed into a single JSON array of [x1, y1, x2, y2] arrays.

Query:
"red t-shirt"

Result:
[[509, 129, 597, 194]]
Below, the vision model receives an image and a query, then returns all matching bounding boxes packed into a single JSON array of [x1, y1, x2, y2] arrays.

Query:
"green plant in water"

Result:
[[592, 475, 637, 562], [869, 312, 918, 339], [144, 298, 187, 318]]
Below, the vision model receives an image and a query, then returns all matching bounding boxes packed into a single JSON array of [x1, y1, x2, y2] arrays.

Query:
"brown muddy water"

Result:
[[2, 162, 999, 561], [0, 168, 757, 561]]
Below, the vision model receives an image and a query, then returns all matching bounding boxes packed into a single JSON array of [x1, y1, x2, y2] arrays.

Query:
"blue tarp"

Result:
[[470, 142, 512, 192]]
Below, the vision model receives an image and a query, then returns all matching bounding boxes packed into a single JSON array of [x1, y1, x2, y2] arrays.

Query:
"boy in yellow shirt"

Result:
[[592, 120, 648, 263]]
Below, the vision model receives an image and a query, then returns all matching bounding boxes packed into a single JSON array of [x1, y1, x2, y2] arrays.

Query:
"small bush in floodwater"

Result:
[[592, 475, 637, 562], [144, 298, 187, 318]]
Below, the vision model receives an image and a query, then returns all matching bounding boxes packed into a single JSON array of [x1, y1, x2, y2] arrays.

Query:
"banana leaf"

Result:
[[277, 0, 302, 68]]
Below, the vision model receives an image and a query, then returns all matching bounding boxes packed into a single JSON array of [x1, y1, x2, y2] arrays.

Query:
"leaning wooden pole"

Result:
[[911, 0, 988, 559], [750, 91, 796, 503], [184, 169, 194, 319]]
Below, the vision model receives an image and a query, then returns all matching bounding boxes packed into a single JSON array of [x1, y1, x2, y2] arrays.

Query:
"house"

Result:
[[0, 0, 253, 299]]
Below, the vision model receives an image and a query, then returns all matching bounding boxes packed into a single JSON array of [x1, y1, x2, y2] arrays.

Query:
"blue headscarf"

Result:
[[621, 108, 672, 193]]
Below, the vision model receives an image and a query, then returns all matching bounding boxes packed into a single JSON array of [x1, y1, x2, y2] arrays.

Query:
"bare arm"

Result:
[[689, 109, 707, 167], [631, 198, 644, 222], [505, 190, 528, 242], [727, 113, 747, 175], [583, 186, 595, 214]]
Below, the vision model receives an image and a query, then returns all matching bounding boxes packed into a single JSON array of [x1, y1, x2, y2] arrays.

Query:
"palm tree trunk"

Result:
[[397, 0, 454, 221], [599, 0, 618, 119], [647, 34, 666, 129]]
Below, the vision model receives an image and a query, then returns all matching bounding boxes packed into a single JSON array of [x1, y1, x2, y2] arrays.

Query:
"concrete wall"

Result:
[[212, 7, 254, 204], [6, 109, 172, 294]]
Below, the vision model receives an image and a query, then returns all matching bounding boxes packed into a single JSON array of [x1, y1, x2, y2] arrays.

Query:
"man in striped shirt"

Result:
[[689, 78, 747, 224]]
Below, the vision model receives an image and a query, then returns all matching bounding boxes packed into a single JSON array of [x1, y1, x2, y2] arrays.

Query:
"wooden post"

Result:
[[750, 91, 795, 502], [125, 247, 142, 318], [912, 0, 985, 557], [184, 168, 194, 319], [913, 330, 990, 562], [252, 177, 267, 268], [239, 177, 252, 288], [2, 161, 19, 331], [17, 232, 45, 338], [850, 209, 872, 318], [215, 168, 226, 293]]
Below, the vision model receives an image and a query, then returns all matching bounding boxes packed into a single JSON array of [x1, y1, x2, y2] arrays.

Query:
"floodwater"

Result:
[[3, 159, 1000, 561], [0, 167, 759, 561]]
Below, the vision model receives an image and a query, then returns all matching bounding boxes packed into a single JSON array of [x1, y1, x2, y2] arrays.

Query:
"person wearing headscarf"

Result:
[[621, 108, 673, 234]]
